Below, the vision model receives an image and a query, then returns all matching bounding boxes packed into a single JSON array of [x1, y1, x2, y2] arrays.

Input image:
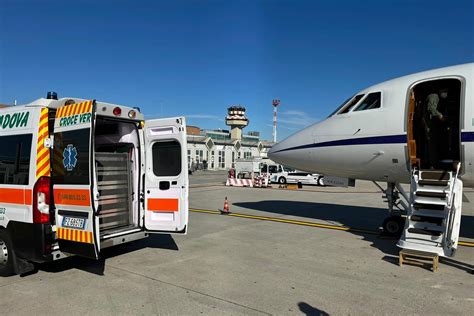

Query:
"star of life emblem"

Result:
[[63, 144, 78, 171]]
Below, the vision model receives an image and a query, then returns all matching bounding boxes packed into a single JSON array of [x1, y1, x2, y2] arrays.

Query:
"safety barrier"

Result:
[[225, 178, 254, 187]]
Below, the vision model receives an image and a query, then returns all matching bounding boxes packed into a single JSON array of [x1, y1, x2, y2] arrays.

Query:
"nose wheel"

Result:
[[376, 182, 410, 238], [382, 216, 405, 237]]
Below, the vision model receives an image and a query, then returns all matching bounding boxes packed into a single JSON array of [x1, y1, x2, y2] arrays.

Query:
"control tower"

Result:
[[225, 105, 248, 140]]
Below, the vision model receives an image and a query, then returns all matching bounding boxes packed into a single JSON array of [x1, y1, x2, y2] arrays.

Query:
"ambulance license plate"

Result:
[[62, 217, 86, 230]]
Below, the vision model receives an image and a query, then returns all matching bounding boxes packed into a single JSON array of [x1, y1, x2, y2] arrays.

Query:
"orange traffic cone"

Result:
[[221, 197, 230, 215]]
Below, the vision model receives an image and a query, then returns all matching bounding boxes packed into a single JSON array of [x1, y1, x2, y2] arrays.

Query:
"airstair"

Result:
[[397, 163, 463, 257]]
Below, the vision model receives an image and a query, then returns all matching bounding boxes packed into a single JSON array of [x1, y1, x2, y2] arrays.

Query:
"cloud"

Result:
[[280, 125, 300, 131], [277, 110, 319, 127], [280, 110, 307, 117]]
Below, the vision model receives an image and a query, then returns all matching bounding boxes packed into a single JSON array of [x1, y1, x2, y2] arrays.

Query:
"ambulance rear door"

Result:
[[143, 117, 188, 233], [52, 100, 101, 259]]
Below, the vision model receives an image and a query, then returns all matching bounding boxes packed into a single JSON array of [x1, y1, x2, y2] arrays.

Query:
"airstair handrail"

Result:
[[445, 162, 461, 250], [448, 162, 461, 209]]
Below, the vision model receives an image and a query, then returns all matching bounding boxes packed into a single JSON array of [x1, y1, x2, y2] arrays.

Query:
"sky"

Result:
[[0, 0, 473, 140]]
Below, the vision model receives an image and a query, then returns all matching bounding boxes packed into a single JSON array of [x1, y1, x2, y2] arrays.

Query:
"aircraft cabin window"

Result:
[[354, 92, 381, 111], [338, 94, 365, 114]]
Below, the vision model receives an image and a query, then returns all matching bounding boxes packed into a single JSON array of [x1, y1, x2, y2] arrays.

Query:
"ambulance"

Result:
[[0, 93, 189, 276]]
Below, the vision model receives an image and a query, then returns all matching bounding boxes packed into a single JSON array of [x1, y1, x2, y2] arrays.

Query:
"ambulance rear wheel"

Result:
[[382, 216, 405, 237], [0, 230, 15, 276]]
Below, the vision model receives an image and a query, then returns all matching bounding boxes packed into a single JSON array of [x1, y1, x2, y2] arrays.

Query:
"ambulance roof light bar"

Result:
[[47, 91, 58, 100]]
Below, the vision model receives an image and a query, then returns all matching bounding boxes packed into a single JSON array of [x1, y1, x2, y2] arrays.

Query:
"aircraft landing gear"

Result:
[[374, 182, 410, 237], [382, 216, 405, 237]]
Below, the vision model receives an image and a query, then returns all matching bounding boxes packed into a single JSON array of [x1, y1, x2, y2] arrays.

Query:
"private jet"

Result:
[[268, 63, 473, 257]]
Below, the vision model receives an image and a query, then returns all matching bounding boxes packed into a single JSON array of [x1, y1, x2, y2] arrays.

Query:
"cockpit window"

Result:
[[353, 92, 381, 111], [327, 96, 352, 117], [338, 94, 365, 114]]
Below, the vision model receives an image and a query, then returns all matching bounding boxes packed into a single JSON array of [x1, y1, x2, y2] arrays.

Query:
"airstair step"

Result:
[[419, 170, 451, 181], [411, 209, 447, 218], [409, 221, 444, 230], [418, 179, 449, 186], [415, 191, 446, 198], [415, 185, 448, 193], [404, 231, 444, 243], [410, 215, 444, 225], [407, 228, 443, 237], [412, 202, 445, 211], [413, 196, 447, 205], [399, 236, 444, 251], [409, 221, 443, 232]]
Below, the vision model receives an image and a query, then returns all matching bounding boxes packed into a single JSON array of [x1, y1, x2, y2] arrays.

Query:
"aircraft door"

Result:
[[410, 78, 463, 170]]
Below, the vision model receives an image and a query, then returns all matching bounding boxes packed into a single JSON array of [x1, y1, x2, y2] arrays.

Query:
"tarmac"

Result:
[[0, 170, 473, 315]]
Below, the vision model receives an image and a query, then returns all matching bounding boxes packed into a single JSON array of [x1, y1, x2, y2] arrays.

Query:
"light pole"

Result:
[[272, 99, 280, 143]]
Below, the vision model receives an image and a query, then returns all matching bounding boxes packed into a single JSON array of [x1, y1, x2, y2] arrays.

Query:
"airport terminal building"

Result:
[[186, 106, 273, 170]]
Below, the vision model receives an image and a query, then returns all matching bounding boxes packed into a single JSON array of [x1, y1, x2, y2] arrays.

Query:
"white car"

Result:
[[271, 171, 324, 186]]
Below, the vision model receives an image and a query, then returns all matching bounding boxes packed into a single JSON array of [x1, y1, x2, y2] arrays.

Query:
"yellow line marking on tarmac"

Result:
[[189, 208, 474, 248], [190, 208, 378, 235]]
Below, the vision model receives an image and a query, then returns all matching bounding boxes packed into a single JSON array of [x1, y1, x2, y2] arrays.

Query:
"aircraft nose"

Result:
[[268, 133, 303, 166], [268, 124, 316, 169], [268, 139, 289, 163]]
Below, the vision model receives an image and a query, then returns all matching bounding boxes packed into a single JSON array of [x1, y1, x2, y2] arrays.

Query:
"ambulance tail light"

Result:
[[33, 176, 51, 224], [113, 107, 122, 116]]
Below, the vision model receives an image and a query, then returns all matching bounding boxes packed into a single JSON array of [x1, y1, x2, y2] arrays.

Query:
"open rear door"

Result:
[[52, 100, 100, 259], [143, 117, 188, 233]]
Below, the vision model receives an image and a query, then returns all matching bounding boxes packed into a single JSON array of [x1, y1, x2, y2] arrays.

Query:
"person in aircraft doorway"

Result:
[[422, 88, 448, 169]]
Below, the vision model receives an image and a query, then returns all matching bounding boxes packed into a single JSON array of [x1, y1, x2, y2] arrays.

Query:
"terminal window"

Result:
[[218, 150, 225, 169]]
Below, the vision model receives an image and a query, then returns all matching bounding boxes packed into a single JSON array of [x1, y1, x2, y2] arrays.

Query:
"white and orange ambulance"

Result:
[[0, 92, 188, 275]]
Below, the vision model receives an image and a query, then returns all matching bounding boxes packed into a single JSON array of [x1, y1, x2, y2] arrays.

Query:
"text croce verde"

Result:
[[59, 113, 92, 127], [0, 112, 30, 130]]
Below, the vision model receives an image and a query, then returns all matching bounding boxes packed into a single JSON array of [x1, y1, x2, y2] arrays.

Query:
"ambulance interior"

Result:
[[409, 78, 461, 171], [94, 118, 140, 235]]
